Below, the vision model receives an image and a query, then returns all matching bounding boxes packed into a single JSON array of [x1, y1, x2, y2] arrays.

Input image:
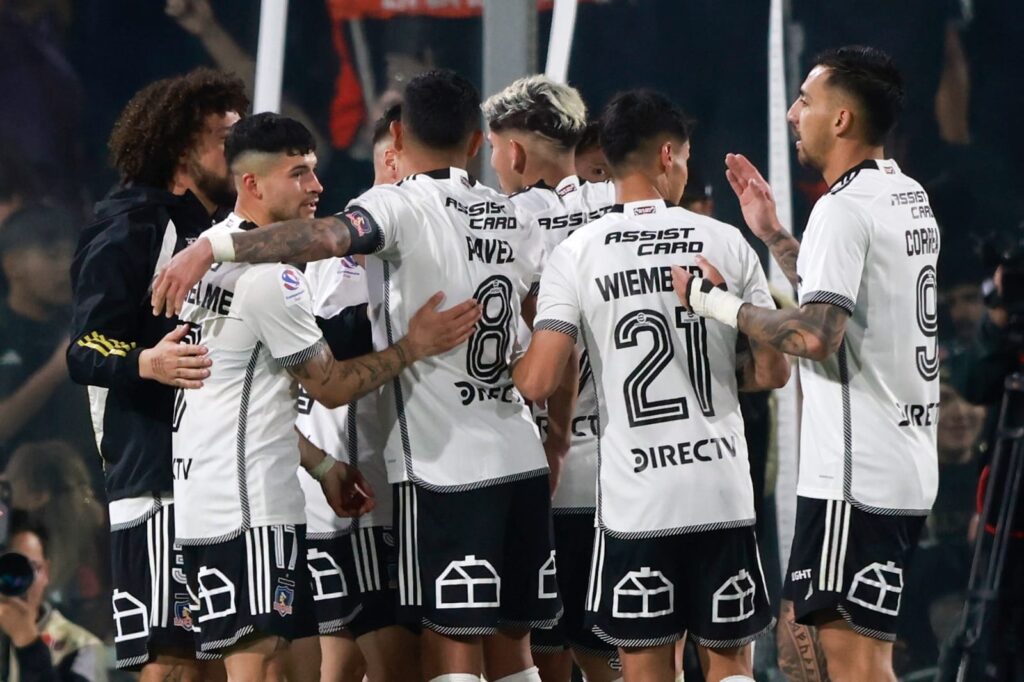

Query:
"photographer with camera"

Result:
[[0, 511, 106, 682]]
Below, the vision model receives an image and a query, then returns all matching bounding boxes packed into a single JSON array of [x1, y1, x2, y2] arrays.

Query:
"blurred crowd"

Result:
[[0, 0, 1020, 678]]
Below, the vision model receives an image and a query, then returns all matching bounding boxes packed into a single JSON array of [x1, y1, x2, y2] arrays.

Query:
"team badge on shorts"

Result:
[[273, 579, 296, 616], [173, 596, 194, 631]]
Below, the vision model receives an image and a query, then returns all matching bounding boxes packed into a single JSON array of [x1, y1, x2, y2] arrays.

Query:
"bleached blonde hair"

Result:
[[482, 75, 588, 149]]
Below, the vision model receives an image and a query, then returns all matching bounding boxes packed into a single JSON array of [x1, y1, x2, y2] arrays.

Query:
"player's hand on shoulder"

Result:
[[319, 461, 376, 518], [725, 153, 782, 241], [402, 291, 482, 361], [151, 237, 215, 318], [139, 324, 211, 389]]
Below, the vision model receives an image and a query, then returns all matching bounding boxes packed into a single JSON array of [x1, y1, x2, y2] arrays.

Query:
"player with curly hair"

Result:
[[67, 67, 247, 680]]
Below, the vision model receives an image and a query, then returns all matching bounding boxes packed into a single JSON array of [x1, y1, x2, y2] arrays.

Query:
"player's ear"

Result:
[[242, 172, 261, 200], [511, 139, 527, 175], [834, 107, 854, 138], [390, 120, 405, 152], [466, 129, 484, 159], [659, 141, 674, 174]]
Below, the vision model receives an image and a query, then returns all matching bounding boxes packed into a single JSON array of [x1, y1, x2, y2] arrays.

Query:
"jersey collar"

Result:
[[420, 167, 478, 189], [223, 212, 259, 232], [609, 198, 675, 216], [554, 175, 582, 198], [829, 158, 901, 193]]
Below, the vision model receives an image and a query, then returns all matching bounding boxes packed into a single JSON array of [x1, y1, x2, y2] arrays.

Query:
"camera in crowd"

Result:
[[0, 481, 34, 598], [980, 229, 1024, 344]]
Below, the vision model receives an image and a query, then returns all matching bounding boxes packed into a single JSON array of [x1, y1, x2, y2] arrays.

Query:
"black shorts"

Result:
[[181, 524, 318, 655], [531, 512, 616, 659], [393, 476, 562, 635], [306, 533, 362, 635], [782, 497, 926, 642], [110, 503, 198, 670], [346, 525, 402, 639], [585, 525, 773, 650]]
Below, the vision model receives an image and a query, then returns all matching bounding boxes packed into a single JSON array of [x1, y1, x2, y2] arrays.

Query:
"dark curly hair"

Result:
[[109, 68, 249, 188]]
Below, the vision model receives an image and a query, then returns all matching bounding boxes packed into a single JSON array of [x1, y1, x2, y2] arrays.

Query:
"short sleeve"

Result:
[[240, 265, 326, 366], [346, 186, 418, 261], [739, 242, 777, 310], [796, 196, 871, 314], [534, 242, 582, 341]]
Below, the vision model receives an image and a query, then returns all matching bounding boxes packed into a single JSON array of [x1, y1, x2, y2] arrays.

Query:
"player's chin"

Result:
[[299, 201, 319, 218]]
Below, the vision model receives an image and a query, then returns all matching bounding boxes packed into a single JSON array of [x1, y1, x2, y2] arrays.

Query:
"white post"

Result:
[[253, 0, 289, 114], [545, 0, 579, 84], [768, 0, 800, 576]]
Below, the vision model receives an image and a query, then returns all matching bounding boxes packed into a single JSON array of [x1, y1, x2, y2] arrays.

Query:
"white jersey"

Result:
[[535, 199, 774, 537], [351, 167, 547, 490], [796, 159, 939, 514], [512, 176, 615, 511], [295, 256, 391, 536], [173, 213, 324, 544]]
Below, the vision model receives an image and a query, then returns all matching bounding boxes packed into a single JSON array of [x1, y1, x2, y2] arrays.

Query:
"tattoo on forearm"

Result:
[[765, 230, 802, 289], [234, 216, 352, 264], [737, 303, 847, 360], [777, 602, 830, 682], [288, 342, 412, 405]]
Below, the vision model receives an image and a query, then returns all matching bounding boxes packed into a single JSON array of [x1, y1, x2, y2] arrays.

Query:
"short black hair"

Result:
[[402, 69, 480, 150], [373, 103, 402, 146], [225, 112, 316, 169], [814, 46, 905, 146], [598, 89, 691, 168], [9, 509, 49, 557], [575, 120, 601, 155], [0, 204, 76, 257]]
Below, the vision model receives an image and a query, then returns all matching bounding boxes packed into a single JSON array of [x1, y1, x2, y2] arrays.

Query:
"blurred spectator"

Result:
[[1, 510, 108, 682], [5, 440, 109, 638], [680, 165, 714, 216], [898, 381, 983, 672], [941, 279, 987, 350], [0, 0, 85, 210], [0, 206, 98, 478], [0, 147, 42, 229]]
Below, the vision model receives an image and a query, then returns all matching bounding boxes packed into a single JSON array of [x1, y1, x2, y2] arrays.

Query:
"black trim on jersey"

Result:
[[829, 159, 876, 195], [552, 506, 596, 516], [837, 340, 929, 516], [236, 343, 262, 533], [602, 517, 755, 540], [277, 338, 327, 368], [801, 290, 855, 315], [346, 398, 358, 468], [534, 318, 579, 341], [382, 262, 414, 480], [509, 179, 556, 198], [606, 199, 676, 214], [408, 167, 479, 185], [528, 281, 540, 297]]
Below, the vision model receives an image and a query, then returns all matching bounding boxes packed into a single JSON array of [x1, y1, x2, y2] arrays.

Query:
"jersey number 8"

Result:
[[466, 275, 514, 384]]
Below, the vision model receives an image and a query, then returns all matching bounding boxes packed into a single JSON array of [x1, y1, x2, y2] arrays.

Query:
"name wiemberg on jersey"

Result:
[[595, 264, 701, 303]]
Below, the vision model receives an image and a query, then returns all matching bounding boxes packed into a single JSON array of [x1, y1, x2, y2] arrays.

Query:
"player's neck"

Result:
[[821, 143, 885, 187], [522, 155, 576, 189], [400, 147, 470, 177], [614, 173, 665, 205], [233, 201, 271, 227]]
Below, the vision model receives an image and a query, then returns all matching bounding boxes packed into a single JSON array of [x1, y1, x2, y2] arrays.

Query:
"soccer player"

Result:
[[171, 111, 479, 680], [154, 69, 558, 682], [294, 103, 419, 682], [513, 89, 789, 682], [67, 68, 247, 680], [483, 75, 619, 682], [672, 47, 939, 681]]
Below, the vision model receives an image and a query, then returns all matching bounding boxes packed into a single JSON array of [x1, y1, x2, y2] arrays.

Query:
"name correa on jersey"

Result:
[[534, 199, 775, 537], [795, 159, 939, 515]]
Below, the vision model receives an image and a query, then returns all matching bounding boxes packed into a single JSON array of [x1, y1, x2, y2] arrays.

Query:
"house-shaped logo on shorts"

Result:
[[847, 561, 903, 616], [712, 569, 757, 623], [436, 555, 501, 609], [612, 567, 674, 619], [112, 590, 150, 643], [538, 551, 558, 599], [307, 548, 349, 602]]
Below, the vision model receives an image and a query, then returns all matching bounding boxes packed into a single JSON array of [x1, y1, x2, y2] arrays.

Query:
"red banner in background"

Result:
[[327, 0, 588, 21]]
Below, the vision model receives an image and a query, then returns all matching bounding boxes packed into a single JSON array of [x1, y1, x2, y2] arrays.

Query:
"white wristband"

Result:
[[308, 456, 336, 482], [687, 276, 744, 328], [206, 232, 236, 263]]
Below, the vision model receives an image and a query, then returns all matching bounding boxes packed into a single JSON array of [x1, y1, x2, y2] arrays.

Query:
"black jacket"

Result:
[[67, 187, 216, 501]]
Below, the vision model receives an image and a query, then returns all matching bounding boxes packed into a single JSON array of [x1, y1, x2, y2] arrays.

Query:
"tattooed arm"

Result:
[[763, 229, 802, 289], [289, 291, 481, 408], [736, 302, 848, 362], [735, 333, 791, 391]]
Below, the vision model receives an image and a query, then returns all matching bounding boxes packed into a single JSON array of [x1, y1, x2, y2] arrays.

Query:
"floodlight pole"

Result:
[[253, 0, 289, 114]]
